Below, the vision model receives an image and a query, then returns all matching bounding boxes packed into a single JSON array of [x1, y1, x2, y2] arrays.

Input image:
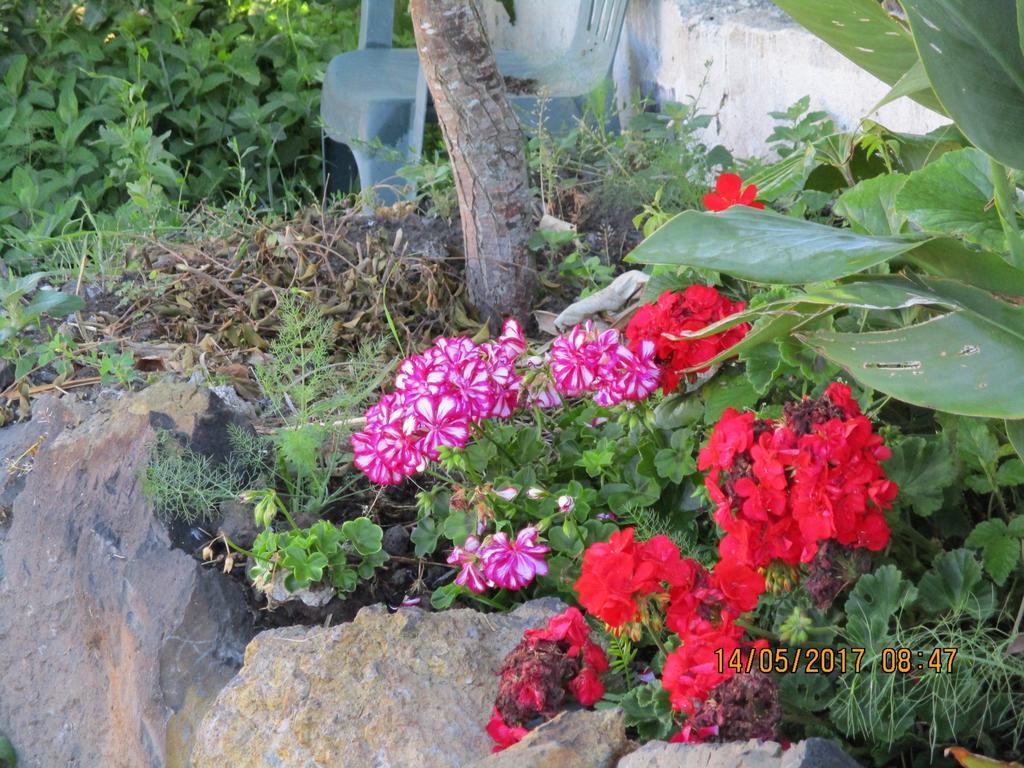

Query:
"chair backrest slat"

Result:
[[572, 0, 628, 55], [359, 0, 395, 50]]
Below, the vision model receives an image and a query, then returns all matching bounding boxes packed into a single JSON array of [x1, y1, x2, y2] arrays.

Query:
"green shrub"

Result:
[[0, 0, 413, 271]]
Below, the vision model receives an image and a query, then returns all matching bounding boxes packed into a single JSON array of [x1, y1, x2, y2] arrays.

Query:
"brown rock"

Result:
[[192, 598, 568, 768], [0, 383, 255, 768], [471, 708, 628, 768]]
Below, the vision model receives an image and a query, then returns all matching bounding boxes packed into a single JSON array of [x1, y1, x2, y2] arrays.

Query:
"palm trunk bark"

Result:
[[409, 0, 535, 328]]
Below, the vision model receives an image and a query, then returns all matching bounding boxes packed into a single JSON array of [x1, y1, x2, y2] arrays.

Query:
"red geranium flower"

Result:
[[524, 606, 591, 656], [625, 286, 750, 393], [486, 707, 528, 752], [712, 560, 766, 613], [574, 528, 693, 631], [700, 385, 898, 574], [568, 666, 605, 707], [703, 173, 765, 212]]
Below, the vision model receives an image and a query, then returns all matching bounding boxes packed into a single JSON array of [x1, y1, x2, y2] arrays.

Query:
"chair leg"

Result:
[[323, 135, 360, 199]]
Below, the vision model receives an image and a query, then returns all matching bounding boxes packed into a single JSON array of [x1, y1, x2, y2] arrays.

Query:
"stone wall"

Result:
[[613, 0, 948, 157], [481, 0, 948, 158]]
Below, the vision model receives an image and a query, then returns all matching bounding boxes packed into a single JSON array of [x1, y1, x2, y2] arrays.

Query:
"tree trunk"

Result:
[[409, 0, 535, 328]]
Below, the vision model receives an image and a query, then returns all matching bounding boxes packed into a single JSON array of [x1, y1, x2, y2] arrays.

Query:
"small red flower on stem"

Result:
[[703, 173, 765, 212]]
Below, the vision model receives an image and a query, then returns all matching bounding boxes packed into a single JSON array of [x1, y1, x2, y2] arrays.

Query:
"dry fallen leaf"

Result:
[[945, 747, 1024, 768]]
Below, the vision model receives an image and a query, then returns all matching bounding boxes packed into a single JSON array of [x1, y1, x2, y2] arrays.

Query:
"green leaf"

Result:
[[1006, 418, 1024, 468], [834, 174, 909, 236], [3, 54, 27, 97], [883, 436, 955, 515], [577, 439, 616, 478], [22, 289, 84, 323], [895, 148, 1005, 252], [843, 565, 917, 653], [956, 418, 1000, 468], [966, 521, 1021, 584], [331, 566, 358, 592], [701, 374, 760, 423], [0, 736, 15, 768], [441, 509, 474, 545], [771, 0, 943, 112], [738, 341, 783, 395], [626, 207, 923, 284], [653, 392, 703, 430], [917, 548, 995, 619], [309, 520, 342, 554], [430, 582, 463, 610], [996, 457, 1024, 485], [341, 517, 383, 556], [903, 238, 1024, 298], [655, 444, 696, 481], [980, 536, 1022, 585], [902, 0, 1024, 169], [411, 516, 441, 557], [803, 310, 1024, 418], [357, 550, 389, 580], [869, 59, 935, 114], [966, 519, 1011, 547], [745, 144, 820, 202], [281, 546, 328, 590]]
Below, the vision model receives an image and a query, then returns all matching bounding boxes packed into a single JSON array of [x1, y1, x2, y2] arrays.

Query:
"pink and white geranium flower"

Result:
[[447, 535, 488, 593], [352, 318, 663, 485], [480, 527, 551, 590]]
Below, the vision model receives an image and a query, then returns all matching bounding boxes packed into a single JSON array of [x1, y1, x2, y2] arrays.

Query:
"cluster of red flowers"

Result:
[[573, 528, 766, 718], [625, 286, 750, 393], [699, 383, 898, 573], [487, 607, 608, 752]]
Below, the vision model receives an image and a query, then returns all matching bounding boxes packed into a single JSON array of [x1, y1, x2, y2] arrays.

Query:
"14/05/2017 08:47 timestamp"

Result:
[[715, 646, 959, 675]]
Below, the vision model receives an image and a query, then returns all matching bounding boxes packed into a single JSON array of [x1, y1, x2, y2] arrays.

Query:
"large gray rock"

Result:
[[619, 738, 860, 768], [0, 383, 255, 768], [471, 708, 628, 768], [619, 740, 782, 768], [192, 598, 567, 768], [781, 738, 862, 768]]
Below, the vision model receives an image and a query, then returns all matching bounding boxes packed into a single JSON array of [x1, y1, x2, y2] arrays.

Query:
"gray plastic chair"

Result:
[[321, 0, 629, 204]]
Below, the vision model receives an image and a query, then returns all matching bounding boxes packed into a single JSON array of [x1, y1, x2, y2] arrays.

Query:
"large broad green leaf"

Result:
[[1006, 417, 1024, 460], [625, 206, 923, 284], [834, 174, 909, 235], [803, 310, 1024, 418], [1019, 0, 1024, 55], [895, 148, 1006, 252], [869, 59, 936, 114], [902, 238, 1024, 297], [771, 0, 944, 113], [877, 122, 966, 172], [902, 0, 1024, 169], [745, 144, 819, 202]]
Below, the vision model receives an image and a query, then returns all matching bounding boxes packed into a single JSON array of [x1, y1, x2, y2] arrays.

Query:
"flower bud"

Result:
[[557, 495, 575, 515], [526, 487, 547, 500], [493, 486, 519, 501]]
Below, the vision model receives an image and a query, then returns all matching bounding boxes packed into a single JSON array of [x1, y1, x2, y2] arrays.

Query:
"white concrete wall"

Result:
[[611, 0, 948, 158]]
